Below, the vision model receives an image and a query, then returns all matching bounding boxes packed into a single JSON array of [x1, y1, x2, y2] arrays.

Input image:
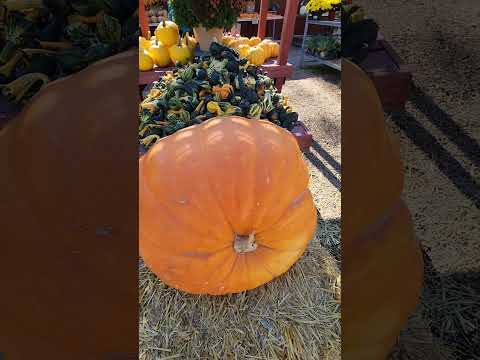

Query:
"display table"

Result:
[[139, 58, 294, 91], [360, 34, 412, 111], [234, 13, 284, 40]]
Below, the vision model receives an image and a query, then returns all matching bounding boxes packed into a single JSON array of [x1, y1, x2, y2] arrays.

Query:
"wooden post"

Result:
[[139, 0, 149, 38], [257, 0, 269, 39], [276, 0, 299, 91]]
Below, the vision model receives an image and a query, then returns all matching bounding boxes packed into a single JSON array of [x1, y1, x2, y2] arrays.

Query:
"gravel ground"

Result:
[[283, 48, 341, 258], [355, 1, 480, 358]]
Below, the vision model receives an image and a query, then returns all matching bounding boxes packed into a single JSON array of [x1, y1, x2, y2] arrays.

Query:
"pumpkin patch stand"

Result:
[[139, 0, 312, 152]]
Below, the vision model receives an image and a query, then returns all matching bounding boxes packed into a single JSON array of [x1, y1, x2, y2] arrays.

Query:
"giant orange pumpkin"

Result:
[[342, 59, 424, 359], [139, 116, 317, 295], [0, 50, 138, 353]]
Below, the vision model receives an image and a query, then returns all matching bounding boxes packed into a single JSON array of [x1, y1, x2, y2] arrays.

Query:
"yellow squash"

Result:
[[269, 42, 280, 58], [139, 49, 154, 71], [155, 20, 179, 47], [237, 44, 250, 58], [247, 46, 266, 66], [182, 32, 198, 54], [168, 38, 191, 65], [259, 40, 272, 58], [148, 41, 171, 68], [139, 36, 150, 50], [249, 36, 261, 46]]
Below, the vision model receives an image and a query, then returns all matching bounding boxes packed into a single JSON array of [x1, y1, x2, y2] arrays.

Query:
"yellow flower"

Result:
[[306, 0, 340, 13]]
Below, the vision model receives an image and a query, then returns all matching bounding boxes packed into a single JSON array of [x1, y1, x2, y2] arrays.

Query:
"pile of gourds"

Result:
[[139, 20, 197, 71], [0, 0, 138, 106], [222, 35, 280, 66], [139, 41, 297, 150]]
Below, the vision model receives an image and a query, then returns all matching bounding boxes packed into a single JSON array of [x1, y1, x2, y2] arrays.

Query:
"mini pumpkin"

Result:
[[247, 46, 266, 66], [259, 40, 272, 58], [269, 42, 280, 58], [212, 84, 234, 100], [139, 116, 317, 295], [237, 44, 250, 58], [223, 35, 234, 45], [249, 36, 261, 46], [237, 37, 250, 46], [154, 20, 179, 47]]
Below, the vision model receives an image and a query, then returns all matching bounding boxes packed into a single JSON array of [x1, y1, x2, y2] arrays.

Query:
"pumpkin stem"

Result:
[[234, 232, 257, 254]]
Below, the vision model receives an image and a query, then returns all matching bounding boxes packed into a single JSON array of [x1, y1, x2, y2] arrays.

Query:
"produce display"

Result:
[[139, 20, 198, 70], [139, 115, 317, 295], [139, 42, 298, 151], [305, 35, 340, 60], [222, 35, 280, 65], [0, 0, 138, 107], [144, 0, 168, 24]]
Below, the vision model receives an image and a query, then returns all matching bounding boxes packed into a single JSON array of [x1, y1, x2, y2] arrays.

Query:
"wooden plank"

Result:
[[278, 0, 299, 67], [258, 0, 269, 38], [359, 38, 412, 111], [138, 59, 294, 86], [139, 0, 149, 38]]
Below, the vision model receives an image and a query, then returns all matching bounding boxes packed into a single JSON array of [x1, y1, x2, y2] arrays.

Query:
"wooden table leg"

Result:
[[258, 0, 269, 39]]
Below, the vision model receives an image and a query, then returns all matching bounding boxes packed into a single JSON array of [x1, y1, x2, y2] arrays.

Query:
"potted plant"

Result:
[[305, 0, 341, 20], [170, 0, 243, 51]]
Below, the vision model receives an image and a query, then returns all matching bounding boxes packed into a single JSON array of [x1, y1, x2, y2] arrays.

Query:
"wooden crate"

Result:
[[359, 36, 412, 111]]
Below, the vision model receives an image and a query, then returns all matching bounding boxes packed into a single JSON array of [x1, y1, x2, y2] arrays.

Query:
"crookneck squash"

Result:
[[139, 116, 317, 295], [342, 59, 424, 360]]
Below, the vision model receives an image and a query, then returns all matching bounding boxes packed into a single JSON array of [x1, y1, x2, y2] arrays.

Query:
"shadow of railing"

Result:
[[305, 151, 341, 192], [312, 140, 342, 173], [410, 84, 480, 168], [388, 109, 480, 209]]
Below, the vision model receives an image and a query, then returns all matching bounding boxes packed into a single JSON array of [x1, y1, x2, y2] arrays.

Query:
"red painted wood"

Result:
[[291, 121, 313, 152], [261, 62, 294, 78], [138, 60, 294, 86], [278, 0, 299, 66], [258, 0, 269, 39], [139, 0, 149, 38], [359, 38, 412, 111]]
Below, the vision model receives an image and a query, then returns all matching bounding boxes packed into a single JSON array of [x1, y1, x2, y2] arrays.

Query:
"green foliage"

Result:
[[341, 4, 379, 63], [170, 0, 242, 30]]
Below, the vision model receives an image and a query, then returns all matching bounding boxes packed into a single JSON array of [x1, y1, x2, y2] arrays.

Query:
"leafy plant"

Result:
[[306, 35, 340, 59], [341, 4, 379, 64], [170, 0, 243, 30]]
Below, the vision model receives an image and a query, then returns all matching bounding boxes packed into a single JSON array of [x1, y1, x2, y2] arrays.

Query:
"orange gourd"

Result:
[[139, 116, 317, 295], [342, 59, 424, 360]]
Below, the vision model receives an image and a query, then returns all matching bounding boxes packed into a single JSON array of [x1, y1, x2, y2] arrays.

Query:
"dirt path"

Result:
[[355, 1, 480, 358]]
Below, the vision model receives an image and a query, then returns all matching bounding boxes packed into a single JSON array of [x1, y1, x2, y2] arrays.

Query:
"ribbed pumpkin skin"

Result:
[[0, 50, 138, 353], [342, 60, 424, 360], [139, 116, 317, 295]]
